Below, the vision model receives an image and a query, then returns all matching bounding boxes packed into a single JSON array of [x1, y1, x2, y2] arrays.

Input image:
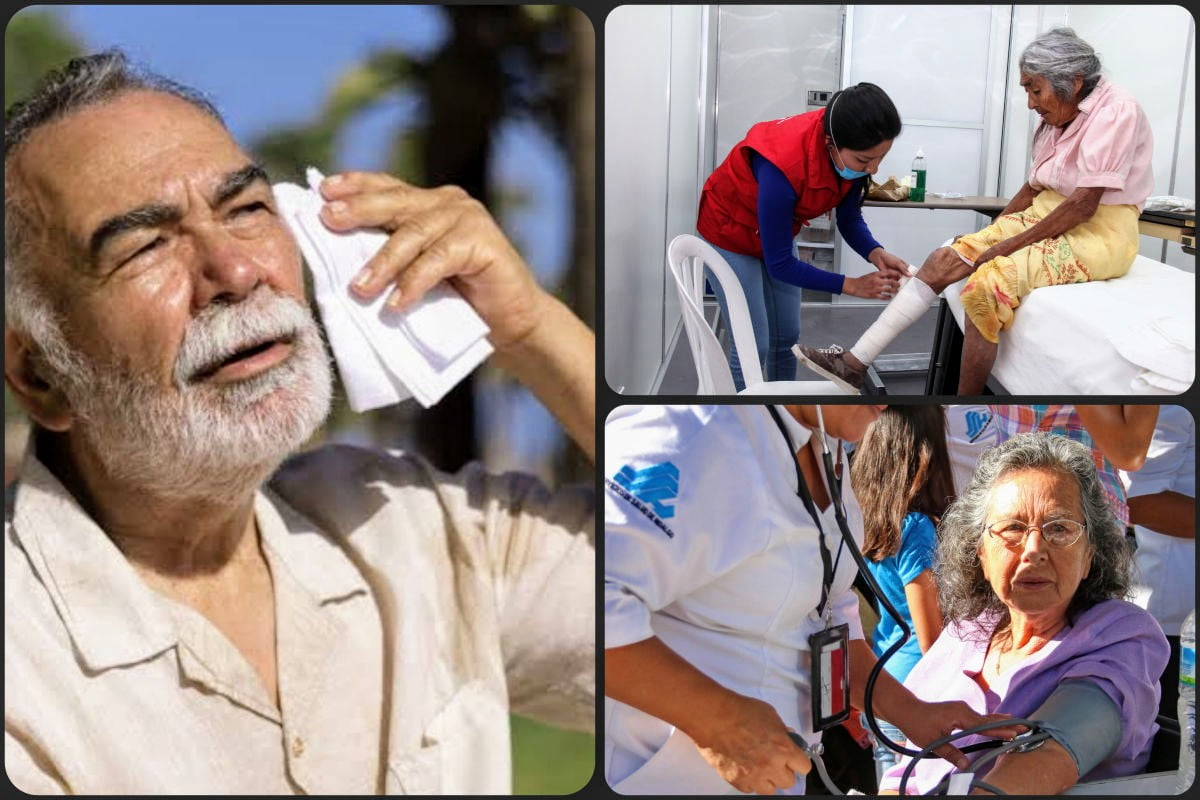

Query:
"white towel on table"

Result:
[[273, 167, 492, 411]]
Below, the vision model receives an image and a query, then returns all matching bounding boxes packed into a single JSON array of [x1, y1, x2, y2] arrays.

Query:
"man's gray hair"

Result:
[[5, 49, 224, 337], [936, 431, 1131, 641], [1019, 27, 1103, 102]]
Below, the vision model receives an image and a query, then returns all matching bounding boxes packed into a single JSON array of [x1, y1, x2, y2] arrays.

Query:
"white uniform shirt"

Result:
[[604, 406, 865, 795], [944, 405, 1002, 497], [1122, 405, 1196, 636], [5, 444, 594, 794]]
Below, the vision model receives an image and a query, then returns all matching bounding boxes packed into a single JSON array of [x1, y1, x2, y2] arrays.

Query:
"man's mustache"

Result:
[[174, 288, 314, 383]]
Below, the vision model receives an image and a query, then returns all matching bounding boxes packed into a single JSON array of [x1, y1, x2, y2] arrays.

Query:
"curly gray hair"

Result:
[[1019, 27, 1103, 102], [936, 432, 1131, 641]]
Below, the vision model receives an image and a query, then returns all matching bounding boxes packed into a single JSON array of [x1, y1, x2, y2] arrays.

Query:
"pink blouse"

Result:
[[1028, 78, 1154, 212]]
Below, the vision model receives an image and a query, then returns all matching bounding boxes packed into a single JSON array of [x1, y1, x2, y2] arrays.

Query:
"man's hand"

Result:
[[317, 171, 545, 350], [318, 170, 594, 461], [692, 694, 812, 794], [868, 247, 910, 280]]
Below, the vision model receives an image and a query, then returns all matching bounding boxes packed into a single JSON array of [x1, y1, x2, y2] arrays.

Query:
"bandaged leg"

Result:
[[848, 277, 938, 366]]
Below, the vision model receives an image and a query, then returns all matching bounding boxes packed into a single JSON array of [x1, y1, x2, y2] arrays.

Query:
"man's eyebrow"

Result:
[[87, 164, 272, 262], [88, 203, 182, 261], [213, 163, 271, 207]]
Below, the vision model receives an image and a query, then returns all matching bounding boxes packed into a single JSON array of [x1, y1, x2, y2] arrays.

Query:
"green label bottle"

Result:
[[910, 148, 926, 203]]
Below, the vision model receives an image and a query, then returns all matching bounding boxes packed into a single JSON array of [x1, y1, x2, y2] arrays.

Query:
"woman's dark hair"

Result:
[[822, 82, 902, 151], [850, 406, 956, 562]]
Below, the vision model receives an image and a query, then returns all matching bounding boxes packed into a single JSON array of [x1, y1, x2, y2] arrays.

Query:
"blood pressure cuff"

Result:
[[1029, 680, 1123, 777]]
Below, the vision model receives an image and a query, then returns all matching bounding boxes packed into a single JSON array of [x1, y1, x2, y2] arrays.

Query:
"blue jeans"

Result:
[[702, 239, 802, 390]]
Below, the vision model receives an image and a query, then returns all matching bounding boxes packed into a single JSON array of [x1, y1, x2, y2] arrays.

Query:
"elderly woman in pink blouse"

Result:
[[797, 28, 1154, 395]]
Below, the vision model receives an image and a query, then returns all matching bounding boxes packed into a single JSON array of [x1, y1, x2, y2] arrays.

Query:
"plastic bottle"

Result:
[[910, 148, 926, 203], [1180, 609, 1196, 793]]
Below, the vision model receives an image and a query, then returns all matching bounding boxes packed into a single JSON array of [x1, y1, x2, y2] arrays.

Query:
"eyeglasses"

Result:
[[983, 518, 1087, 548]]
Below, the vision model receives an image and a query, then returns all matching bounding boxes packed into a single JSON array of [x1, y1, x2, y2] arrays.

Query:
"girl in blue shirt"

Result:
[[850, 406, 956, 776]]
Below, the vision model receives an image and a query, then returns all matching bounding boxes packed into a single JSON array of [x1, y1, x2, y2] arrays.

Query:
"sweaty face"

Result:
[[1020, 73, 1082, 128], [12, 90, 331, 497], [978, 468, 1094, 626]]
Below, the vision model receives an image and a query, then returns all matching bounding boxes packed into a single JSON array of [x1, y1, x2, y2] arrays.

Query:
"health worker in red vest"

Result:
[[696, 83, 910, 390]]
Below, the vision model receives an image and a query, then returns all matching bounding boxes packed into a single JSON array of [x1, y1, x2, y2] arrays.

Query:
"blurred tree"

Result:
[[5, 9, 83, 110], [252, 5, 595, 479]]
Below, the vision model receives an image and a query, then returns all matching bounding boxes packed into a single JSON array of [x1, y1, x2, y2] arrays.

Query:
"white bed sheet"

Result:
[[941, 255, 1195, 395]]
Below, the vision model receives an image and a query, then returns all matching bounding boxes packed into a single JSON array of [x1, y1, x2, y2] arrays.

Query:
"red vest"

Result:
[[696, 108, 854, 257]]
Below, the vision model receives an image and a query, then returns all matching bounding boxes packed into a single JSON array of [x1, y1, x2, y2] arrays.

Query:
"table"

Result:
[[864, 197, 1196, 248]]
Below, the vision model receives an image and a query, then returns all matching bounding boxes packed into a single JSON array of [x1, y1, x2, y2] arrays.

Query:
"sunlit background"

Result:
[[5, 4, 595, 792]]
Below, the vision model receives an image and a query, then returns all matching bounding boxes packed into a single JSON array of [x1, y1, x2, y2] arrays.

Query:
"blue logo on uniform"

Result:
[[613, 462, 680, 519], [965, 409, 993, 442]]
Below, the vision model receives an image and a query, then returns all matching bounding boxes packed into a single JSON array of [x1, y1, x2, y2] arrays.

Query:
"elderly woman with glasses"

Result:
[[878, 432, 1168, 795], [798, 27, 1155, 394]]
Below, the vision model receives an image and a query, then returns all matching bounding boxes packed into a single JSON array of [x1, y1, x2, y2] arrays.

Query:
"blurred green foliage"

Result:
[[511, 714, 595, 794]]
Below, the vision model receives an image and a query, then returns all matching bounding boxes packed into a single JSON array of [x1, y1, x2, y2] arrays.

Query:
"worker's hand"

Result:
[[690, 694, 812, 794], [868, 247, 910, 280], [318, 171, 547, 350], [891, 700, 1027, 770], [843, 271, 900, 300]]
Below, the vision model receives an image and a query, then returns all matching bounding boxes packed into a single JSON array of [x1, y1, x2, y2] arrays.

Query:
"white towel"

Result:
[[273, 167, 492, 411]]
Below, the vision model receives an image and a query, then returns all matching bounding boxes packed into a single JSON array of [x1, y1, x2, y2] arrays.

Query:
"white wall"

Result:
[[840, 5, 1012, 303], [604, 6, 709, 394], [1059, 5, 1196, 269]]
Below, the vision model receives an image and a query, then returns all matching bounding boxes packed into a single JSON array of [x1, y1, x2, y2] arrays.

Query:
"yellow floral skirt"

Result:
[[950, 190, 1139, 343]]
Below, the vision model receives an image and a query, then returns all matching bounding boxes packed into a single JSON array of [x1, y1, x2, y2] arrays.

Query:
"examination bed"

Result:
[[926, 254, 1195, 395]]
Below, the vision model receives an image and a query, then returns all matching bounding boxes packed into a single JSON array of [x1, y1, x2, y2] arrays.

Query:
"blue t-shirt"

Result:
[[866, 511, 938, 683]]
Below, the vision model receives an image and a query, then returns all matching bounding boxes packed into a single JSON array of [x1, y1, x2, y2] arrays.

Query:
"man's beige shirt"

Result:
[[4, 444, 595, 794]]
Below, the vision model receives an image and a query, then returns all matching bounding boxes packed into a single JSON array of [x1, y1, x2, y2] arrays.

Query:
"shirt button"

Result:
[[292, 736, 305, 758]]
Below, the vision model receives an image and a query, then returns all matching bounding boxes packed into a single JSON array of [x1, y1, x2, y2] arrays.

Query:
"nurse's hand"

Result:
[[692, 694, 811, 794], [843, 271, 900, 300], [868, 247, 910, 280]]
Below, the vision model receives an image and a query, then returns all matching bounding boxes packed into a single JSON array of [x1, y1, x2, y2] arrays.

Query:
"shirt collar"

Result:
[[772, 405, 814, 451], [1076, 77, 1109, 116], [255, 487, 369, 605], [8, 448, 368, 673], [9, 450, 177, 672]]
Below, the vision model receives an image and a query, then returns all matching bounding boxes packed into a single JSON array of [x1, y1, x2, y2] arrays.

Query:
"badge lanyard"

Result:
[[765, 405, 851, 732]]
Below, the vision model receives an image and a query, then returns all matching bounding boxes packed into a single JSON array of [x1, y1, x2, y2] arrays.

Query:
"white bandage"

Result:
[[848, 277, 937, 365], [273, 168, 492, 411]]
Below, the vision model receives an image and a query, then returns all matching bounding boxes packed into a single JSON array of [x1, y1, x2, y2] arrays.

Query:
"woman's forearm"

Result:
[[996, 186, 1105, 257], [969, 738, 1079, 794], [998, 182, 1039, 217]]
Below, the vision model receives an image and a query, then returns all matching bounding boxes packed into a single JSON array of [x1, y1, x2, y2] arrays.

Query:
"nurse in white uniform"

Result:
[[605, 404, 1017, 795]]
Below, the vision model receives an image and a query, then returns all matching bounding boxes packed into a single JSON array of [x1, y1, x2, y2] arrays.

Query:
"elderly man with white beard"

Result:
[[3, 52, 595, 795]]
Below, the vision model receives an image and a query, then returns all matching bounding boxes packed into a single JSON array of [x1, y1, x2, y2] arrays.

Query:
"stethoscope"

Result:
[[764, 405, 1051, 795]]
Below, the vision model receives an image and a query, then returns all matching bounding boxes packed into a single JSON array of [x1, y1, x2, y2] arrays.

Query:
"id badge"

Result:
[[809, 623, 851, 731]]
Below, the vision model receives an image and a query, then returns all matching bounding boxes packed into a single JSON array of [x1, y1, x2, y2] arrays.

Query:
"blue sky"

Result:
[[23, 5, 571, 287]]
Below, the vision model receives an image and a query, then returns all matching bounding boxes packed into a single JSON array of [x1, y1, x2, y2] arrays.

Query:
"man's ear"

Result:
[[5, 327, 73, 432]]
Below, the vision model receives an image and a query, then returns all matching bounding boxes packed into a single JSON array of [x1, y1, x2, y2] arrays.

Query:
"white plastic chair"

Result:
[[666, 234, 849, 395]]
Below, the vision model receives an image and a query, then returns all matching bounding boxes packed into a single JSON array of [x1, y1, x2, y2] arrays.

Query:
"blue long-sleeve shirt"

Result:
[[751, 150, 884, 293]]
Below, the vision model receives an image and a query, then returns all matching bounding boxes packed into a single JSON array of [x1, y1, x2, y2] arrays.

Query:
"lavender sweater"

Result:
[[880, 599, 1169, 793]]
